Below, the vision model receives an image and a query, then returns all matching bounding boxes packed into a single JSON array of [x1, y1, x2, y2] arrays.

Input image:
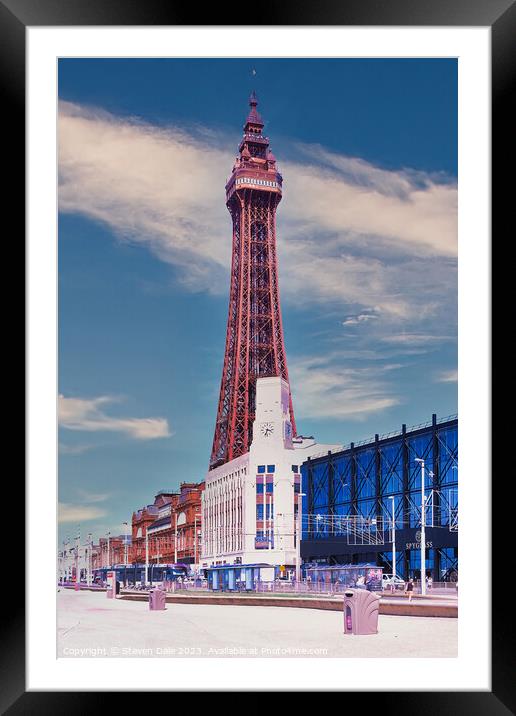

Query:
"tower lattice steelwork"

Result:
[[210, 92, 296, 469]]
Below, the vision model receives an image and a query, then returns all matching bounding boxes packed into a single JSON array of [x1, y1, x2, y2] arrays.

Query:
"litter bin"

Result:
[[343, 589, 380, 635], [115, 581, 121, 595], [149, 588, 166, 611]]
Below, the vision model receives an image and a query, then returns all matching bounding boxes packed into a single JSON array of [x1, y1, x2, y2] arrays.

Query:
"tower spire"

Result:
[[244, 90, 264, 131]]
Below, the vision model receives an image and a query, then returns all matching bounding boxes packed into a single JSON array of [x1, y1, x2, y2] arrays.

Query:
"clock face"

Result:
[[260, 422, 274, 437]]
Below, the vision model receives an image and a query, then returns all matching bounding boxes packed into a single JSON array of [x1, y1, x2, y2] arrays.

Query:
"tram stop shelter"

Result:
[[205, 563, 274, 592], [305, 563, 383, 591]]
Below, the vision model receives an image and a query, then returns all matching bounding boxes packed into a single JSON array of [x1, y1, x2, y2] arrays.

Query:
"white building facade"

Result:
[[201, 377, 340, 569]]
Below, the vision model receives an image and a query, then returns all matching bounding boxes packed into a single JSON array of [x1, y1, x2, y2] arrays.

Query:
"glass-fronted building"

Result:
[[300, 414, 458, 581]]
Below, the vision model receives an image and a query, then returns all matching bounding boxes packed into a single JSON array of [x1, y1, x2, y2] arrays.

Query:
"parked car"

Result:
[[382, 574, 405, 589]]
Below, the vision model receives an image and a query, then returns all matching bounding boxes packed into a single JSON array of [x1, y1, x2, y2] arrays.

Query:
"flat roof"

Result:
[[206, 563, 273, 570]]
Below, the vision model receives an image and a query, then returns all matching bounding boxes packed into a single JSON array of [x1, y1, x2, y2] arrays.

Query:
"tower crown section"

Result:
[[226, 92, 283, 203]]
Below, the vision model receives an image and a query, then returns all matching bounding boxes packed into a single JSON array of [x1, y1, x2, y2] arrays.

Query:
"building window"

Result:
[[292, 465, 298, 472], [257, 465, 266, 473], [256, 483, 264, 494], [267, 465, 275, 472], [256, 504, 264, 520]]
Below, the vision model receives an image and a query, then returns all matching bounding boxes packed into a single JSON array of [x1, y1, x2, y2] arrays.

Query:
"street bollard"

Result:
[[343, 589, 380, 635]]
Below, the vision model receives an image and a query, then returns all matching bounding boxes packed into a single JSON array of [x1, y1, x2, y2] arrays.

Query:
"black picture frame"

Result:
[[6, 0, 509, 710]]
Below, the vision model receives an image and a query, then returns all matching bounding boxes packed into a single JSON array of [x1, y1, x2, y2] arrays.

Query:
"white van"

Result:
[[382, 574, 405, 590]]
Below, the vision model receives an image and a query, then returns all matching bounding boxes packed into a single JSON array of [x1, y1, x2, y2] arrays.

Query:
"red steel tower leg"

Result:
[[210, 92, 296, 470]]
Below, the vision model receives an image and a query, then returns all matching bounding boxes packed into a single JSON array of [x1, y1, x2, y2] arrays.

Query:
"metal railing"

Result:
[[121, 578, 458, 596], [308, 414, 458, 461]]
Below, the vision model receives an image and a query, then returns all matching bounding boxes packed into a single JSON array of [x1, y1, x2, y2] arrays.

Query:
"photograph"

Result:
[[57, 57, 459, 660]]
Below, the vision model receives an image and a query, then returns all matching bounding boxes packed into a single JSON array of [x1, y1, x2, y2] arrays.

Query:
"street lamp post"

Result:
[[122, 522, 129, 586], [174, 512, 178, 564], [106, 532, 111, 570], [144, 530, 149, 586], [65, 538, 69, 580], [87, 532, 92, 586], [194, 513, 201, 572], [388, 496, 396, 581], [295, 493, 306, 587], [75, 530, 80, 585], [123, 522, 129, 566], [415, 459, 426, 596]]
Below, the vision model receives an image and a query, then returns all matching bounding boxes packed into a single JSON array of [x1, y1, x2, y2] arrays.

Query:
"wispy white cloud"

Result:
[[342, 312, 379, 326], [289, 353, 401, 421], [58, 442, 94, 455], [58, 502, 107, 523], [58, 101, 457, 322], [76, 488, 110, 503], [58, 394, 171, 440], [381, 333, 454, 346], [283, 144, 457, 258], [435, 369, 458, 383]]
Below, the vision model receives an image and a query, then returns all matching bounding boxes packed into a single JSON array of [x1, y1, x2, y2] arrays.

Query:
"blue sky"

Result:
[[58, 58, 457, 543]]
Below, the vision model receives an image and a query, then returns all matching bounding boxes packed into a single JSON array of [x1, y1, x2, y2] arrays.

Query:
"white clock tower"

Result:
[[252, 376, 294, 450], [201, 376, 341, 570]]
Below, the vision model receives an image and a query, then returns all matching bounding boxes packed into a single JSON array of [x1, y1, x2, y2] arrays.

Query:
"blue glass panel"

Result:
[[380, 441, 404, 494], [438, 426, 458, 486], [333, 454, 352, 504], [334, 502, 353, 517], [356, 498, 375, 517], [311, 462, 329, 512], [356, 448, 376, 499]]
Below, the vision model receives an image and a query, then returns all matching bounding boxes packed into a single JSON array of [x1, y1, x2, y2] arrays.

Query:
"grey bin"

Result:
[[343, 589, 380, 635], [149, 588, 166, 611]]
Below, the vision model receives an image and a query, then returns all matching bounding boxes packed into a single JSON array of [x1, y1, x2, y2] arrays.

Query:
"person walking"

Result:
[[406, 578, 414, 602]]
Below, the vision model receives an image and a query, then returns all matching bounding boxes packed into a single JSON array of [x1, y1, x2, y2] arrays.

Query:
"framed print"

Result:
[[5, 0, 511, 709]]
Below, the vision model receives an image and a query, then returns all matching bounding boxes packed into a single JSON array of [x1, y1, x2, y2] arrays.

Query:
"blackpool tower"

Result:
[[209, 92, 297, 469]]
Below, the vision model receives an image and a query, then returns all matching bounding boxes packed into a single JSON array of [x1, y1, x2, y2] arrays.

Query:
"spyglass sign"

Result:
[[405, 530, 433, 550]]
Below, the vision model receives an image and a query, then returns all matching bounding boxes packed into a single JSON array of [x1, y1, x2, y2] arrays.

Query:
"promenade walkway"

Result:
[[58, 589, 457, 659]]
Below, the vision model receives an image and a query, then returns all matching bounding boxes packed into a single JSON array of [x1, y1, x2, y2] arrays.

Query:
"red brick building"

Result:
[[129, 482, 204, 567], [174, 482, 205, 564], [98, 535, 130, 567]]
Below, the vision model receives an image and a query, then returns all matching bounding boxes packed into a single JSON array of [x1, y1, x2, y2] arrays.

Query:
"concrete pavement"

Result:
[[58, 589, 457, 658]]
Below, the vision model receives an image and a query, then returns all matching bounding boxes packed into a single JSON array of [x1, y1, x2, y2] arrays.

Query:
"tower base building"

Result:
[[201, 377, 340, 569]]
